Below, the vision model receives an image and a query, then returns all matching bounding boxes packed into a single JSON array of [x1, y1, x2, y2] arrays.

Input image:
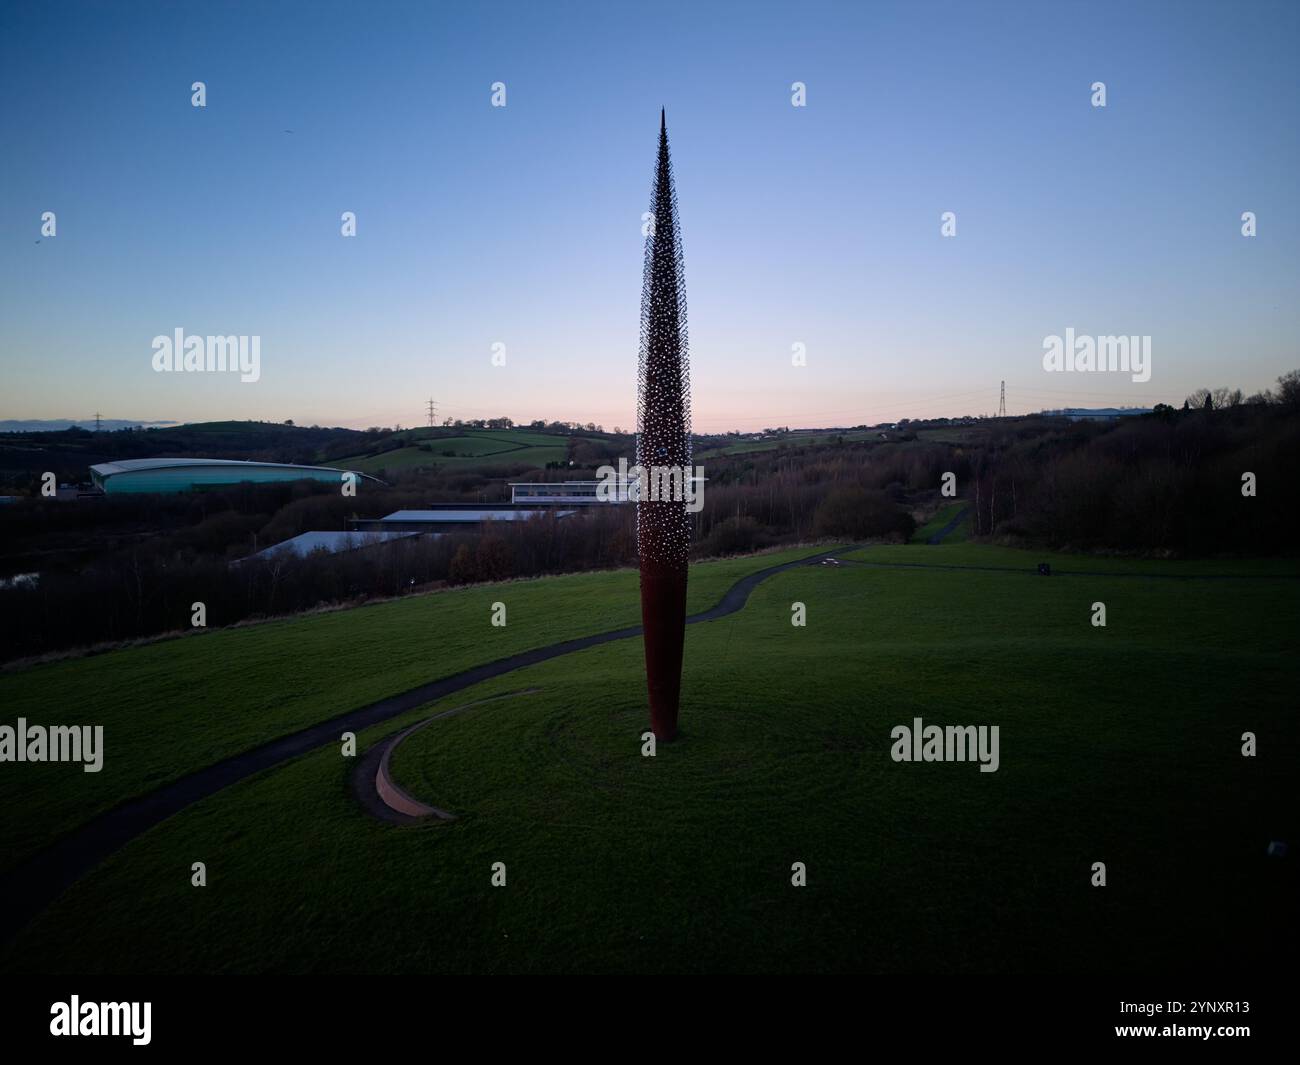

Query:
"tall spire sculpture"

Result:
[[636, 109, 692, 741]]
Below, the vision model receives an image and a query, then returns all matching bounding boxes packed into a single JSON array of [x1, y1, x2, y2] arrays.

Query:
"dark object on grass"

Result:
[[637, 109, 692, 742], [1038, 562, 1051, 576]]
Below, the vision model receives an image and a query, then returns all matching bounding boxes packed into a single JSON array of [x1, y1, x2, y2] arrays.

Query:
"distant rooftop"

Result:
[[1044, 408, 1153, 421], [90, 457, 360, 477], [236, 530, 420, 564], [507, 481, 622, 487], [508, 479, 702, 505], [380, 508, 573, 523]]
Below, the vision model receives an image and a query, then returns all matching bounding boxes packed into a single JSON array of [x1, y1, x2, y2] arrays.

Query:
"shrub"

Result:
[[812, 486, 914, 541]]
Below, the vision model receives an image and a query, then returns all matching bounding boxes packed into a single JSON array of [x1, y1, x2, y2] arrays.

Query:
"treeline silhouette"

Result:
[[0, 448, 919, 660], [966, 403, 1298, 553]]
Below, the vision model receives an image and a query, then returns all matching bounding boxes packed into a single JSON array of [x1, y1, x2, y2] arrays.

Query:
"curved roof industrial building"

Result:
[[89, 457, 381, 494]]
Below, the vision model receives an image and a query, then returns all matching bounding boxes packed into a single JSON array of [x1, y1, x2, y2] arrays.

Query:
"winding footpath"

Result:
[[0, 547, 842, 940], [926, 506, 969, 544], [353, 688, 542, 824]]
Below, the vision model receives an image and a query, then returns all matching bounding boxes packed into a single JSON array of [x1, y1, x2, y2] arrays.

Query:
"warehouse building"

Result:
[[507, 477, 704, 505], [509, 481, 632, 504], [234, 530, 420, 564], [89, 457, 379, 494], [1042, 408, 1152, 422], [349, 507, 575, 533]]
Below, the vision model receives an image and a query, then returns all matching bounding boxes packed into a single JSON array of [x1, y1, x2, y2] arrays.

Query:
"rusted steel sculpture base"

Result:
[[639, 558, 688, 742]]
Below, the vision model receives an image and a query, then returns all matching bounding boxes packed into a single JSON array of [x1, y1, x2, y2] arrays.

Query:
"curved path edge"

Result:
[[355, 688, 542, 824], [0, 546, 842, 940], [926, 507, 969, 545]]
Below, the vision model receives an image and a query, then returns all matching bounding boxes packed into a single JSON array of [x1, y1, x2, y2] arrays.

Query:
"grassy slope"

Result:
[[6, 544, 1296, 974], [909, 502, 971, 544], [843, 542, 1300, 576], [394, 429, 567, 449], [340, 444, 569, 473], [0, 546, 827, 873], [696, 429, 879, 458], [334, 429, 572, 473]]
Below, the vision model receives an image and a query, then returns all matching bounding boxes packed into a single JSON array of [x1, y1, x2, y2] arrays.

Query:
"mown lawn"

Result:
[[6, 544, 1295, 974], [843, 541, 1300, 576], [0, 546, 826, 873]]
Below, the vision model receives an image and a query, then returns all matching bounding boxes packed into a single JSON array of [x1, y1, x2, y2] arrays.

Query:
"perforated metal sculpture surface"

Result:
[[636, 110, 692, 741]]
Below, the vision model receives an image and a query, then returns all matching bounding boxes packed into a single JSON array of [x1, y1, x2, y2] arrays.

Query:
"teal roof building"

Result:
[[89, 457, 377, 494]]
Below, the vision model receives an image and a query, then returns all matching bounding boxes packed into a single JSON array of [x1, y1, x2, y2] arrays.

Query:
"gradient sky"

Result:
[[2, 0, 1297, 432]]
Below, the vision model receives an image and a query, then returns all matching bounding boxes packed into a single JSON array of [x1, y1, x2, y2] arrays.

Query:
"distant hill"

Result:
[[0, 420, 372, 483], [0, 419, 624, 485], [334, 427, 576, 474], [0, 419, 178, 433]]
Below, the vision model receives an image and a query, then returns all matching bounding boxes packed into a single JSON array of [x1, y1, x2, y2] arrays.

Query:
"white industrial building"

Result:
[[509, 481, 632, 504], [349, 507, 576, 533]]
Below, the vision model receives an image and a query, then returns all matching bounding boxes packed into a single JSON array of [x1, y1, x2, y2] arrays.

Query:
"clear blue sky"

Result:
[[2, 0, 1297, 431]]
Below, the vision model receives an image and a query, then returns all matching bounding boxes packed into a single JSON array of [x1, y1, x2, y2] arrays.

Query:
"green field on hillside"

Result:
[[0, 547, 826, 874], [336, 429, 572, 473], [843, 542, 1300, 576], [4, 542, 1295, 974], [696, 429, 880, 458], [399, 428, 567, 448]]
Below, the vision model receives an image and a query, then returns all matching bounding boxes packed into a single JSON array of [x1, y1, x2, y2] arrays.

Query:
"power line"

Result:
[[426, 398, 437, 428], [998, 381, 1006, 418], [93, 412, 102, 433], [1014, 386, 1171, 398]]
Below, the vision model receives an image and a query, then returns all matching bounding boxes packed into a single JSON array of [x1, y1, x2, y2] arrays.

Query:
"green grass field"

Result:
[[391, 428, 564, 448], [844, 541, 1300, 576], [2, 541, 1295, 974], [696, 429, 881, 458], [0, 546, 826, 875], [335, 429, 573, 473], [909, 502, 971, 543]]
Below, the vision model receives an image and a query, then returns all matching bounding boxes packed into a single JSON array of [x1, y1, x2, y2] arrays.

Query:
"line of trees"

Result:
[[3, 378, 1296, 663], [0, 444, 924, 661], [1183, 368, 1300, 411], [965, 399, 1298, 553]]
